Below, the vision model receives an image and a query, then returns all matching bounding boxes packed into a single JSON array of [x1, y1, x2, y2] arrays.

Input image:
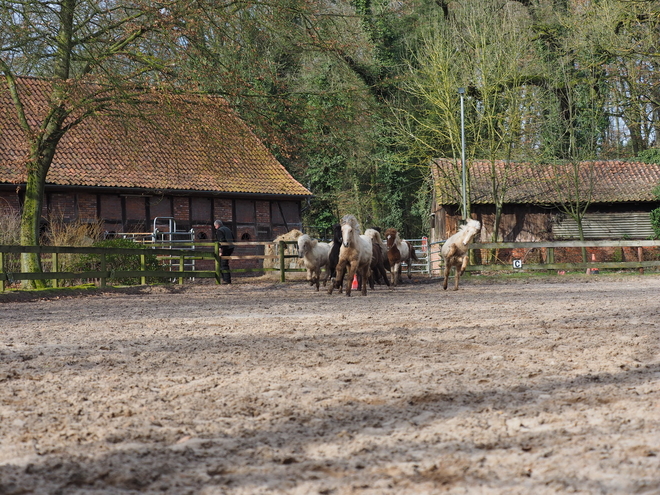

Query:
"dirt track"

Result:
[[1, 275, 659, 494]]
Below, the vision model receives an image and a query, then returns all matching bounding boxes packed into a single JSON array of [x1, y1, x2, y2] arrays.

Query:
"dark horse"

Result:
[[328, 223, 342, 289]]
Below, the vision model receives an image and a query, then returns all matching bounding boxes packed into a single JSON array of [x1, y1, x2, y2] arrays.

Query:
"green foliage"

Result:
[[651, 208, 660, 240], [71, 239, 161, 285], [636, 148, 660, 164]]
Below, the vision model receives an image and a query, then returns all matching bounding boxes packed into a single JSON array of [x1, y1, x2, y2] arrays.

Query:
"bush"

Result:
[[71, 238, 162, 285], [0, 209, 21, 276], [636, 148, 660, 164], [43, 216, 105, 283], [651, 208, 660, 240]]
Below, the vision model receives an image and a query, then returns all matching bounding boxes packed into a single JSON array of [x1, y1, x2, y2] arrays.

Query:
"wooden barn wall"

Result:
[[431, 202, 657, 242], [0, 189, 303, 242]]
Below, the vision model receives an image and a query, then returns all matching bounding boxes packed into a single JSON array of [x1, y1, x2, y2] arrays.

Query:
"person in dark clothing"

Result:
[[214, 219, 234, 283]]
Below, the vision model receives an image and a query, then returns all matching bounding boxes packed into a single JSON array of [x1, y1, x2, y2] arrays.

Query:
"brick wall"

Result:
[[213, 198, 233, 224], [0, 193, 20, 214], [256, 201, 270, 224], [77, 193, 97, 221], [173, 197, 189, 225], [48, 193, 76, 221], [100, 194, 122, 222]]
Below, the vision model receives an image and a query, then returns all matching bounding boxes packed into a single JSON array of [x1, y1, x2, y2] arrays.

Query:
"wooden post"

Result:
[[141, 253, 147, 285], [0, 251, 4, 292], [100, 253, 107, 287], [638, 247, 644, 275], [214, 242, 221, 284], [547, 247, 555, 264], [51, 252, 59, 288], [178, 254, 185, 285], [279, 240, 286, 283]]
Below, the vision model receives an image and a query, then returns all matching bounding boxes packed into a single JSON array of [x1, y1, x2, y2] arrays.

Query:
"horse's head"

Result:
[[332, 224, 342, 243], [297, 234, 310, 258], [462, 220, 481, 245], [340, 215, 361, 247], [341, 223, 353, 247], [384, 228, 397, 248]]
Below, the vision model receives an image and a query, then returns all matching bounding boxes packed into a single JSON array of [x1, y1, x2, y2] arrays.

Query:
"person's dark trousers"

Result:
[[221, 258, 231, 283]]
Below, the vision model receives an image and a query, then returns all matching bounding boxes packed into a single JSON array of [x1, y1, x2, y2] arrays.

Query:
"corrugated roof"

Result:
[[433, 158, 660, 205], [0, 77, 312, 197]]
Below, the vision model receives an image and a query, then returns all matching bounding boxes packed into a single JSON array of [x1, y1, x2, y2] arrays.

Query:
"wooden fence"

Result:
[[0, 241, 302, 291], [3, 238, 660, 291], [428, 239, 660, 276]]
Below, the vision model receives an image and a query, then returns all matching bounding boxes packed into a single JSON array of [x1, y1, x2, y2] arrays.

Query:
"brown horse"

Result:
[[328, 215, 372, 296], [364, 228, 390, 289], [384, 228, 418, 286], [441, 219, 481, 290]]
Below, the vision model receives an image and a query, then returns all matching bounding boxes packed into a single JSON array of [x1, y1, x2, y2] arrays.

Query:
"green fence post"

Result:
[[214, 243, 221, 284], [51, 252, 59, 288], [101, 253, 107, 287], [141, 253, 147, 285], [279, 240, 286, 283]]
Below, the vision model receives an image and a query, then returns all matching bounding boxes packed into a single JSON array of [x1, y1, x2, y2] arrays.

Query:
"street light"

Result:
[[458, 87, 467, 220]]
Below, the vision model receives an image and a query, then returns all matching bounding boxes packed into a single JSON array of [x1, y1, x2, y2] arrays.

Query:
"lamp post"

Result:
[[458, 87, 467, 221]]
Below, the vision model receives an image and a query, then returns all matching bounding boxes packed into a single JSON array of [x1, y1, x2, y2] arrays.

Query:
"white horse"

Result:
[[328, 214, 372, 296], [297, 234, 331, 291], [441, 219, 481, 290]]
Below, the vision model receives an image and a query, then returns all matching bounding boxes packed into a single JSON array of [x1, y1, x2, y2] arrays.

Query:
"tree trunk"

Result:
[[19, 130, 62, 288], [19, 159, 47, 288]]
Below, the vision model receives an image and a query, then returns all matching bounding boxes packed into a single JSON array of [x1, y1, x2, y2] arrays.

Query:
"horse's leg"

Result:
[[329, 259, 346, 294], [380, 264, 391, 287], [321, 266, 329, 287], [443, 261, 451, 290], [361, 265, 368, 296], [314, 266, 321, 291], [455, 255, 469, 290], [345, 261, 357, 297]]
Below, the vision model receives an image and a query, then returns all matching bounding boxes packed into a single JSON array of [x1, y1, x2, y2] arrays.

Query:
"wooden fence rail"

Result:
[[0, 241, 302, 291], [428, 239, 660, 277], [4, 238, 660, 291]]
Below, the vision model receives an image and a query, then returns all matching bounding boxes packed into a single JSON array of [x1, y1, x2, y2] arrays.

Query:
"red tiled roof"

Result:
[[0, 77, 312, 197], [433, 158, 660, 205]]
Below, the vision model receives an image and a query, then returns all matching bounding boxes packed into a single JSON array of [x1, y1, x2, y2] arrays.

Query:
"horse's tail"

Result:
[[408, 241, 419, 260]]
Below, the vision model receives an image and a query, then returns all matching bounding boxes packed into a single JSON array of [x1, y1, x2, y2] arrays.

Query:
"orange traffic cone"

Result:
[[351, 274, 359, 290], [587, 253, 599, 274]]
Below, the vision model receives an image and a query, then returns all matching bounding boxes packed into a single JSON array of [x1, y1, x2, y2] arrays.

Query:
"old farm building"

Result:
[[431, 158, 660, 244], [0, 77, 312, 242]]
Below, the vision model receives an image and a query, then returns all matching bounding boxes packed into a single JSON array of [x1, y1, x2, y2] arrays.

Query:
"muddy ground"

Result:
[[1, 274, 659, 494]]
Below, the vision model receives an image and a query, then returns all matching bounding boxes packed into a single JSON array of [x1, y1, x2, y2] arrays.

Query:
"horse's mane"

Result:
[[299, 234, 318, 248], [341, 214, 361, 236], [460, 219, 481, 232], [364, 228, 384, 245]]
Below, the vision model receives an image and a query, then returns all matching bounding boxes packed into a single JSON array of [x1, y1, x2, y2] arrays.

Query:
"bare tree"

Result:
[[396, 1, 541, 243], [0, 0, 184, 286]]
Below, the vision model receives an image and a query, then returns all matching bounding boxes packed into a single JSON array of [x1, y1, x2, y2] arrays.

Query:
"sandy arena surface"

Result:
[[1, 274, 659, 494]]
